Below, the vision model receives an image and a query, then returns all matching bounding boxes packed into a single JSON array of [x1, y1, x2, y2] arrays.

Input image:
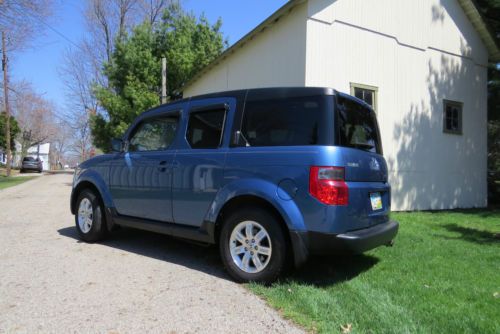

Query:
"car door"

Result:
[[171, 98, 236, 227], [109, 109, 181, 222]]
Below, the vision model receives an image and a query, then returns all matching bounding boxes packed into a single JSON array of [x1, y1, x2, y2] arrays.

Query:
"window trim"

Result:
[[350, 82, 378, 114], [126, 112, 181, 153], [442, 99, 463, 135], [185, 104, 228, 149]]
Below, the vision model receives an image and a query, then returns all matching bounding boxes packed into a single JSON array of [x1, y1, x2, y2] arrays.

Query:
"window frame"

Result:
[[126, 112, 181, 153], [350, 82, 378, 114], [185, 103, 228, 149], [442, 99, 463, 135]]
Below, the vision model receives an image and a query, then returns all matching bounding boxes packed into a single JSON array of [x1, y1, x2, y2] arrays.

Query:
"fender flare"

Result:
[[204, 178, 307, 232], [71, 169, 114, 215]]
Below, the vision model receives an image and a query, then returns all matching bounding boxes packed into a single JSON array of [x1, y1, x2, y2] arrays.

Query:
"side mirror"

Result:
[[111, 138, 124, 152]]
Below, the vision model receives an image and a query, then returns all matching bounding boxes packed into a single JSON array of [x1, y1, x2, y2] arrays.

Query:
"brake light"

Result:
[[309, 166, 349, 205]]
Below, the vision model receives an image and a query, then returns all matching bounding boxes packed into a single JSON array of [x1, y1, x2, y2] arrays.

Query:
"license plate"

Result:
[[370, 192, 383, 211]]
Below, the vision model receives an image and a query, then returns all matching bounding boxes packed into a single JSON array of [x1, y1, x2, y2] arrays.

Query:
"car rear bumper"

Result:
[[289, 220, 399, 266], [22, 165, 42, 171]]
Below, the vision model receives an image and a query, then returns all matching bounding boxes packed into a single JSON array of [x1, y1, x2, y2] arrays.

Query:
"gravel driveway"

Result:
[[0, 174, 303, 333]]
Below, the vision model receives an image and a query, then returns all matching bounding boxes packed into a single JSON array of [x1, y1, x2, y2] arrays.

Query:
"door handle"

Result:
[[158, 161, 168, 172]]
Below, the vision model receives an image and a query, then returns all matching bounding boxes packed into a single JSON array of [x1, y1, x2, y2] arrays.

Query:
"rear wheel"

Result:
[[219, 207, 287, 284], [75, 189, 107, 242]]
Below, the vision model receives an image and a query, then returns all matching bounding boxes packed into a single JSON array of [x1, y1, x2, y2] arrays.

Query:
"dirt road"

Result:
[[0, 174, 303, 333]]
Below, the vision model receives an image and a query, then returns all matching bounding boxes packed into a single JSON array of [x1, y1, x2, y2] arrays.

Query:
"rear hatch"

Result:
[[335, 94, 390, 230], [23, 157, 39, 168]]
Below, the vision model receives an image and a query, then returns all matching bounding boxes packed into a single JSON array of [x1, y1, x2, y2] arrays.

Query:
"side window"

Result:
[[186, 107, 226, 149], [350, 83, 378, 113], [443, 100, 462, 135], [241, 96, 328, 147], [129, 116, 179, 152]]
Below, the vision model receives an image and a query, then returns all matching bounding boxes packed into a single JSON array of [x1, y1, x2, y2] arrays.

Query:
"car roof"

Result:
[[141, 87, 337, 118]]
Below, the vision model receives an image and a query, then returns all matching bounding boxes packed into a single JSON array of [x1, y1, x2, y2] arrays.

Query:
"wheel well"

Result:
[[71, 181, 102, 214], [215, 195, 292, 252]]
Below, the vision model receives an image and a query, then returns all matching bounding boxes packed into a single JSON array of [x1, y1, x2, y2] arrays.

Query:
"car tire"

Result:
[[75, 189, 107, 242], [219, 207, 287, 284], [20, 169, 24, 173]]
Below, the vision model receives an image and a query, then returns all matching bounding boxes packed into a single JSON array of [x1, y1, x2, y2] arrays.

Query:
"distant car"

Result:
[[21, 157, 43, 173], [64, 164, 70, 169]]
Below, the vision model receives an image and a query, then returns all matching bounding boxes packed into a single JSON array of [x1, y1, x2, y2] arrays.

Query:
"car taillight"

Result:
[[309, 166, 349, 205]]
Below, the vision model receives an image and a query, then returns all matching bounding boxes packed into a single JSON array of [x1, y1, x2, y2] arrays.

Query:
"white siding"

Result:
[[305, 0, 488, 210], [183, 2, 308, 97]]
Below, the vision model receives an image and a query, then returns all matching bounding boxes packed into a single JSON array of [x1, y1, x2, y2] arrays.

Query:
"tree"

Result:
[[155, 3, 226, 97], [12, 85, 56, 159], [59, 0, 173, 160], [91, 3, 226, 152], [0, 111, 19, 152], [92, 23, 160, 151]]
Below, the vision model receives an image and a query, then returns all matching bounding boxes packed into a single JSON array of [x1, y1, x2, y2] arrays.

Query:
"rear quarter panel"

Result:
[[219, 146, 390, 234]]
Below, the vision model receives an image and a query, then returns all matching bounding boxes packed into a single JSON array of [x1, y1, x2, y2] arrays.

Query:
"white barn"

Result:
[[182, 0, 500, 211]]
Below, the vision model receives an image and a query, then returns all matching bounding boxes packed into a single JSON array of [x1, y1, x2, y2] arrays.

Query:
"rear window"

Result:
[[23, 157, 35, 162], [241, 96, 329, 147], [336, 96, 382, 154]]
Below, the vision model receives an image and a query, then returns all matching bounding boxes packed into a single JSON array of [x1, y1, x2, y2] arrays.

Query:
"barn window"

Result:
[[443, 100, 462, 135], [350, 83, 378, 113]]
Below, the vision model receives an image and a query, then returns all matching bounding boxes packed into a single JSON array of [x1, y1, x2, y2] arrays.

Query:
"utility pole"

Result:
[[161, 57, 167, 104], [2, 30, 12, 177]]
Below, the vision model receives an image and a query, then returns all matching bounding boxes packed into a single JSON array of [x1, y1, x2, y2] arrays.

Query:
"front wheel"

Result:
[[219, 207, 287, 284], [75, 189, 107, 242]]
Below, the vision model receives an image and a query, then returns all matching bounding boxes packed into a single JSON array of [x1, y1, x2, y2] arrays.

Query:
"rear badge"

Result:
[[347, 162, 359, 168], [369, 158, 380, 171]]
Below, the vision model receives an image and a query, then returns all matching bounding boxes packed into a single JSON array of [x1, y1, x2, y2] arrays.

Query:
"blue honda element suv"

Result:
[[70, 87, 398, 283]]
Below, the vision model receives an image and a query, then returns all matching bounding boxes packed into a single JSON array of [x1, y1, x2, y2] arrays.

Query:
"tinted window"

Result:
[[336, 96, 381, 154], [187, 108, 226, 149], [23, 157, 35, 162], [241, 96, 328, 147], [129, 116, 178, 152]]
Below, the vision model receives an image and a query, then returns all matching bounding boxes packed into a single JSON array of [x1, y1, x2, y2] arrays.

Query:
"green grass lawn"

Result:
[[250, 210, 500, 333], [0, 176, 36, 190]]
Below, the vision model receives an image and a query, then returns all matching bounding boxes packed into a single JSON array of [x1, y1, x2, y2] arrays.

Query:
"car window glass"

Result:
[[129, 116, 178, 152], [336, 96, 381, 154], [186, 108, 226, 149], [241, 96, 327, 147]]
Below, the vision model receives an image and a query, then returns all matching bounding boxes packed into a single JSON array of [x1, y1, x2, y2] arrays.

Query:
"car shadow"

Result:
[[286, 254, 379, 287], [58, 226, 379, 286], [440, 224, 500, 245], [58, 226, 229, 281]]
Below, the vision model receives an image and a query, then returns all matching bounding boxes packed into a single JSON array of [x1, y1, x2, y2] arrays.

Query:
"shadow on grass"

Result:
[[408, 208, 500, 218], [58, 225, 379, 286], [441, 224, 500, 244], [286, 254, 379, 288]]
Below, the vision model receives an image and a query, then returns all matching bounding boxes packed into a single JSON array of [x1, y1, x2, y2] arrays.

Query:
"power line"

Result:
[[8, 6, 84, 52]]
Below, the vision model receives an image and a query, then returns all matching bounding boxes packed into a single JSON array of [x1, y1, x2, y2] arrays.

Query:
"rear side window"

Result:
[[336, 96, 382, 154], [241, 96, 329, 146], [187, 107, 226, 149], [129, 116, 179, 152]]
